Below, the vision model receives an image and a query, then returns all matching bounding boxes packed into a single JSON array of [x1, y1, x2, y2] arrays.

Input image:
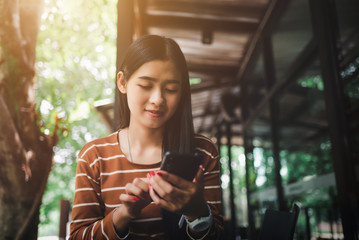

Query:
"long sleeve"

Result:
[[69, 133, 165, 240], [69, 142, 122, 240], [194, 135, 224, 239]]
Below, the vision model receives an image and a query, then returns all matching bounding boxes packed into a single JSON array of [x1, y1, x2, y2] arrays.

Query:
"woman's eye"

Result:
[[139, 85, 151, 90], [166, 88, 179, 93]]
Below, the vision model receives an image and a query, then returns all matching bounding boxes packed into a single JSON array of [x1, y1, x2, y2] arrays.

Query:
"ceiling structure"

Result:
[[95, 0, 326, 148], [96, 0, 274, 140]]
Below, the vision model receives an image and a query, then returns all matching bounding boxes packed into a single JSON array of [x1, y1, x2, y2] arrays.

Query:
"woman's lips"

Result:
[[146, 110, 163, 117]]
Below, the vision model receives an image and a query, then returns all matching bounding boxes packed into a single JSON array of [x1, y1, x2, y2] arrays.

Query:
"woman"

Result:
[[69, 35, 223, 239]]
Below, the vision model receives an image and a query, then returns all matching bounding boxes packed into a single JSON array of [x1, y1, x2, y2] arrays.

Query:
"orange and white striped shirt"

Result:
[[69, 131, 223, 239]]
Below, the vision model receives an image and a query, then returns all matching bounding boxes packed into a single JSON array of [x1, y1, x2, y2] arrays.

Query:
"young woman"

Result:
[[69, 35, 223, 239]]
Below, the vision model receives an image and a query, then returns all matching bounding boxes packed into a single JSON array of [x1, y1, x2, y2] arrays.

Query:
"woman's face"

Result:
[[118, 60, 182, 130]]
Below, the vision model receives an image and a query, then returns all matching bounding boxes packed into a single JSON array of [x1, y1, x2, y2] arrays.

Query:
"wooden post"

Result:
[[59, 200, 70, 240], [309, 0, 359, 238], [113, 0, 135, 131]]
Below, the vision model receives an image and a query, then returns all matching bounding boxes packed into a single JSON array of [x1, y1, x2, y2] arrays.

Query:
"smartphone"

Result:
[[160, 152, 203, 181]]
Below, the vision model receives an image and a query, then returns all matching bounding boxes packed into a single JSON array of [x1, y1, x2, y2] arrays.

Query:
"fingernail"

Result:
[[150, 171, 155, 176], [132, 196, 140, 201], [156, 171, 163, 176], [147, 173, 151, 179]]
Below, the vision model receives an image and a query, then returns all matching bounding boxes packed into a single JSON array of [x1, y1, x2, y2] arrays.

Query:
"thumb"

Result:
[[193, 165, 205, 186]]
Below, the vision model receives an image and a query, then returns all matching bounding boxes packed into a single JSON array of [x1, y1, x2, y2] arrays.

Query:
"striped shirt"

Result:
[[69, 131, 223, 239]]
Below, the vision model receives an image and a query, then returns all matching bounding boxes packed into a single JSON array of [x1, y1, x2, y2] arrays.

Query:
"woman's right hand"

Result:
[[112, 177, 151, 234], [119, 177, 151, 218]]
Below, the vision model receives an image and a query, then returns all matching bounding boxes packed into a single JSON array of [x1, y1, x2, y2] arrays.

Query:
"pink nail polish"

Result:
[[150, 171, 155, 176], [156, 171, 163, 176]]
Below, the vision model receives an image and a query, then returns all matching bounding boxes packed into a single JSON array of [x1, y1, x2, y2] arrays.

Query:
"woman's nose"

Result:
[[149, 88, 164, 105]]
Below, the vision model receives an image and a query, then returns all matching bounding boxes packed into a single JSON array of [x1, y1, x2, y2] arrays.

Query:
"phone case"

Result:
[[160, 152, 202, 181]]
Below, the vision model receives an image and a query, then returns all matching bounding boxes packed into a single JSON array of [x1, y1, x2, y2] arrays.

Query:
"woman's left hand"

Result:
[[148, 165, 209, 220]]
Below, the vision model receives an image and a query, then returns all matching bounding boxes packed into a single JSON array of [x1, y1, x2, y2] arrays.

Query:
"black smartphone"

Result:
[[160, 152, 203, 181]]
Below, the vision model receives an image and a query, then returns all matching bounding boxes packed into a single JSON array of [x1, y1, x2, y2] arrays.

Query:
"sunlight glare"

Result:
[[40, 99, 54, 115]]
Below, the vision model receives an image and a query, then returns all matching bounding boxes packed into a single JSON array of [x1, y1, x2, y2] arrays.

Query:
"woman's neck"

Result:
[[129, 124, 163, 147], [122, 124, 164, 165]]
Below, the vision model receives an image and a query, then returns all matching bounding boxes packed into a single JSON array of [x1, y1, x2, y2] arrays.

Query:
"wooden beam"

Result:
[[143, 12, 257, 33], [188, 64, 238, 78], [236, 0, 289, 84], [190, 80, 233, 93]]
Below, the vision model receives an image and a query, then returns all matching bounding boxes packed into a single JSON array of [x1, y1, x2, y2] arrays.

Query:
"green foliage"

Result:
[[297, 57, 359, 99], [297, 75, 324, 91], [252, 148, 276, 190], [281, 140, 332, 184], [343, 57, 359, 99], [35, 0, 117, 236], [189, 77, 201, 85], [220, 145, 247, 190], [246, 140, 335, 235], [220, 145, 248, 225], [246, 139, 332, 191]]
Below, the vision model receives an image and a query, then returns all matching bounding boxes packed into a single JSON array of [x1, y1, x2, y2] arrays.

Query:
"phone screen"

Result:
[[160, 152, 202, 181]]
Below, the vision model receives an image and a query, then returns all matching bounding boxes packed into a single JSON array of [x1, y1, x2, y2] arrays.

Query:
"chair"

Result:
[[258, 204, 300, 240]]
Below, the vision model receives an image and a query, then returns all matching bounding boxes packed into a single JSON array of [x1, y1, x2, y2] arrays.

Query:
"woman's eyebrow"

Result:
[[138, 76, 156, 81], [138, 76, 180, 84]]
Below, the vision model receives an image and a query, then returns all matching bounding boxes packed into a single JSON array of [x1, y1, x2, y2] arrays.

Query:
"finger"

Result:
[[133, 178, 150, 196], [148, 184, 179, 212], [193, 165, 205, 186], [150, 173, 192, 206], [119, 193, 140, 203], [125, 182, 148, 200], [149, 173, 174, 198], [148, 184, 164, 205], [134, 178, 149, 190], [140, 177, 150, 185], [157, 171, 193, 189]]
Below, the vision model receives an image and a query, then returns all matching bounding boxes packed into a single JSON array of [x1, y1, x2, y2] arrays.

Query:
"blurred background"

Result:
[[0, 0, 358, 239]]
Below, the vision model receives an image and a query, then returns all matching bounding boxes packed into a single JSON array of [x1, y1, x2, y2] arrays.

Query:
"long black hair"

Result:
[[117, 35, 195, 154]]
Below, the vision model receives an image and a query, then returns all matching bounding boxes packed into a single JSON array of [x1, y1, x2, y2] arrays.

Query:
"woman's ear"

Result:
[[117, 71, 127, 94]]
